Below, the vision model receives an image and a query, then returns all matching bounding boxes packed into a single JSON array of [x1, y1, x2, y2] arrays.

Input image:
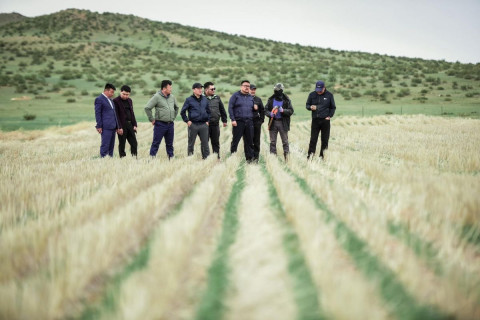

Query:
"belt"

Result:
[[157, 120, 173, 124], [274, 118, 283, 121]]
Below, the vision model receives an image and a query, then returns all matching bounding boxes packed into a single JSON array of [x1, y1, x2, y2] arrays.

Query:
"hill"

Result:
[[0, 12, 26, 26], [0, 9, 479, 130]]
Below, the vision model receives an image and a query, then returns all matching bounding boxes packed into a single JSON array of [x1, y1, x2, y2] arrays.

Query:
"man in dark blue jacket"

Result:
[[306, 80, 336, 159], [95, 83, 120, 157], [228, 80, 255, 161], [181, 83, 211, 159]]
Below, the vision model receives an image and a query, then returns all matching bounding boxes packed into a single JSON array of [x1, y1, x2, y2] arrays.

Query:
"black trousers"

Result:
[[209, 123, 220, 156], [308, 118, 330, 157], [231, 119, 254, 160], [253, 121, 263, 159], [118, 121, 137, 157]]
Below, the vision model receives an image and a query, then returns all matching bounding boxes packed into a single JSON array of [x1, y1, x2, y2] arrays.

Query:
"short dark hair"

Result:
[[204, 81, 214, 89], [241, 80, 250, 85], [161, 80, 172, 90], [120, 85, 131, 92], [104, 83, 116, 91]]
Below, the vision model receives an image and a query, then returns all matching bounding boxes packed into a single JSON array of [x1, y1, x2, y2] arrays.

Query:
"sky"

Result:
[[1, 0, 479, 64]]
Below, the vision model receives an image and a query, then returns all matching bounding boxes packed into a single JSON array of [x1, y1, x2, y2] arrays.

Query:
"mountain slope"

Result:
[[0, 8, 479, 129]]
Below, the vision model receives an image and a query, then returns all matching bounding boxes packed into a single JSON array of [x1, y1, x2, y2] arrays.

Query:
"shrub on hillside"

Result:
[[23, 113, 36, 121]]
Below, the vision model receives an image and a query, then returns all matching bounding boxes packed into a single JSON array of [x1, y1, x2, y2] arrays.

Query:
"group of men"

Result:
[[94, 80, 336, 161]]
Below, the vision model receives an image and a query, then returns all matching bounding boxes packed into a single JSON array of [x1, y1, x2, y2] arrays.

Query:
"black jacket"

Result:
[[265, 93, 294, 131], [252, 95, 265, 124], [306, 90, 336, 119], [113, 96, 137, 129], [206, 95, 227, 125]]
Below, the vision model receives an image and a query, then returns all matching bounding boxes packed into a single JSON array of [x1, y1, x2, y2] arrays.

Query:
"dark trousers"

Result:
[[308, 118, 331, 157], [150, 121, 174, 158], [118, 122, 137, 157], [269, 119, 289, 155], [188, 122, 210, 159], [209, 123, 221, 156], [100, 128, 116, 157], [253, 121, 263, 159], [231, 119, 254, 160]]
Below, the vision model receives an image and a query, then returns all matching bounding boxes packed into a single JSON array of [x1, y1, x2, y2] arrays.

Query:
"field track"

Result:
[[1, 115, 479, 319]]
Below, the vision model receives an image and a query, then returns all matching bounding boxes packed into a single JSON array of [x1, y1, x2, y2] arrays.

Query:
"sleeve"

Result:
[[130, 99, 138, 127], [329, 94, 336, 118], [144, 95, 156, 122], [258, 98, 265, 122], [180, 98, 189, 122], [228, 94, 236, 121], [174, 97, 179, 117], [282, 99, 294, 117], [265, 99, 272, 118], [94, 97, 103, 128], [306, 92, 313, 111], [219, 98, 227, 123], [113, 99, 123, 129], [205, 99, 211, 122]]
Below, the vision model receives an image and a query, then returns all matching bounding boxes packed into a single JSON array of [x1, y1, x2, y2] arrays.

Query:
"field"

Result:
[[1, 115, 479, 319]]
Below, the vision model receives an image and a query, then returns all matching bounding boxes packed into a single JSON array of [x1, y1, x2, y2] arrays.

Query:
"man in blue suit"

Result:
[[95, 83, 121, 157]]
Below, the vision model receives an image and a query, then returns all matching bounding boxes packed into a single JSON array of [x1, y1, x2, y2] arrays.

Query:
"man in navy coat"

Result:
[[95, 83, 121, 157]]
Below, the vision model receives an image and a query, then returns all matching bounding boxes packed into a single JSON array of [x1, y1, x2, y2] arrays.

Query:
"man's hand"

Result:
[[151, 120, 155, 125], [326, 116, 331, 120], [222, 122, 227, 127], [232, 120, 237, 127], [96, 128, 102, 134], [253, 104, 258, 111], [117, 129, 123, 135], [311, 105, 317, 111], [133, 126, 137, 132], [187, 121, 192, 127], [206, 122, 209, 126]]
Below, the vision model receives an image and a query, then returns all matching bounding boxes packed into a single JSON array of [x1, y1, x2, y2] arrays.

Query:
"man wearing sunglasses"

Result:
[[204, 82, 227, 159], [249, 83, 265, 162]]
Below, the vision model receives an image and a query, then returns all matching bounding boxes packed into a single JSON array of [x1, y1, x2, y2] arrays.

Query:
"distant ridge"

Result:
[[0, 12, 27, 26]]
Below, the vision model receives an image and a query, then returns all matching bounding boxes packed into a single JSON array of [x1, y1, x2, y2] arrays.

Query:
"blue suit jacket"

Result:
[[95, 94, 118, 130]]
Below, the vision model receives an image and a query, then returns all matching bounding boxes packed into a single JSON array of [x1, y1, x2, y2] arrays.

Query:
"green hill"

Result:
[[0, 9, 479, 130]]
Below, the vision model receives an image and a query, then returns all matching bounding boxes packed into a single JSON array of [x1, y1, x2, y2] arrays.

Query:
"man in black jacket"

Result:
[[250, 84, 265, 162], [181, 83, 211, 159], [306, 80, 336, 159], [204, 82, 227, 159], [113, 85, 138, 158], [265, 83, 294, 161]]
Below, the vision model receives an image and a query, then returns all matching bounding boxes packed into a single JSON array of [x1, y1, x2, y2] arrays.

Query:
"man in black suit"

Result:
[[113, 85, 138, 158]]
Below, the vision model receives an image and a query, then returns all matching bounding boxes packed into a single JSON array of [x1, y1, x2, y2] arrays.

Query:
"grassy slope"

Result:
[[0, 9, 479, 131]]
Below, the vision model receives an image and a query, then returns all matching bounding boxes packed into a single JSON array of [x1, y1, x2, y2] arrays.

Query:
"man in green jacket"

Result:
[[144, 80, 179, 159]]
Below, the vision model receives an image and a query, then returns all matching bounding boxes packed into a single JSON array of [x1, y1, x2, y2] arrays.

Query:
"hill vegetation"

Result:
[[0, 9, 479, 130]]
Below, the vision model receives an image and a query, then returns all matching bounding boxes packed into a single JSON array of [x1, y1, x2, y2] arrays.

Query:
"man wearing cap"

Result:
[[228, 80, 255, 161], [265, 83, 294, 161], [181, 83, 211, 159], [306, 80, 336, 159], [145, 79, 179, 159], [204, 81, 227, 159], [249, 83, 265, 162]]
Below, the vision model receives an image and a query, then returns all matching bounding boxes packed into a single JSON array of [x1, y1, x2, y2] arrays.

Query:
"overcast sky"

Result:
[[1, 0, 479, 63]]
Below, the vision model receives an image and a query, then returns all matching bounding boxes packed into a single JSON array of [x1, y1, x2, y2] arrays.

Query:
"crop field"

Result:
[[1, 115, 479, 320]]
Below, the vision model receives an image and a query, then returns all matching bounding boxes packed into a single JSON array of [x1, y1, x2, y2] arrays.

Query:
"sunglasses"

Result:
[[210, 88, 216, 91]]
